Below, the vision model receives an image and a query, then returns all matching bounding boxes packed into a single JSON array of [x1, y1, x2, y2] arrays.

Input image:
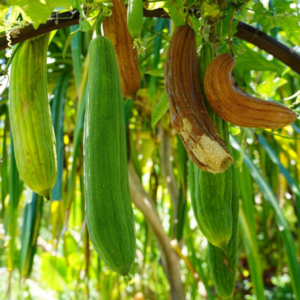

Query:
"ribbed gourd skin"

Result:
[[84, 35, 136, 276], [189, 134, 233, 252], [197, 43, 239, 299], [127, 0, 143, 39], [9, 34, 57, 200], [208, 164, 239, 299]]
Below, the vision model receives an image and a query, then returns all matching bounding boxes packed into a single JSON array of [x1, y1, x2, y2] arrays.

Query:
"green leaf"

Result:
[[3, 6, 13, 22], [229, 126, 241, 136], [1, 108, 8, 217], [233, 147, 265, 299], [65, 87, 87, 209], [148, 19, 164, 98], [71, 0, 82, 11], [163, 0, 185, 28], [79, 19, 93, 32], [41, 253, 67, 291], [239, 208, 266, 300], [151, 91, 169, 127], [20, 192, 43, 279], [256, 73, 287, 98], [10, 0, 72, 29], [251, 7, 300, 46], [145, 69, 164, 77], [189, 14, 202, 37], [71, 0, 84, 18], [234, 43, 285, 73], [274, 16, 300, 47], [252, 1, 267, 15], [258, 135, 300, 197], [216, 9, 239, 40], [62, 29, 79, 60], [49, 30, 57, 45], [51, 72, 70, 201], [7, 135, 23, 271], [201, 1, 220, 21], [70, 25, 82, 91], [64, 231, 80, 255], [231, 136, 300, 300]]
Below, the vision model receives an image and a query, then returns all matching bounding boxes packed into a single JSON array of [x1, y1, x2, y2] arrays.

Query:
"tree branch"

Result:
[[128, 163, 185, 300], [1, 9, 300, 74], [160, 127, 180, 239]]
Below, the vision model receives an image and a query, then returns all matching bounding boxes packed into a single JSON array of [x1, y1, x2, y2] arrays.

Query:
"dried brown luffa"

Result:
[[103, 0, 140, 100], [165, 26, 233, 173], [204, 53, 297, 129]]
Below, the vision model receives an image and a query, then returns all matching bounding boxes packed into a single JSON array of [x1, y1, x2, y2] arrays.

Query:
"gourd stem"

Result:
[[95, 16, 105, 37]]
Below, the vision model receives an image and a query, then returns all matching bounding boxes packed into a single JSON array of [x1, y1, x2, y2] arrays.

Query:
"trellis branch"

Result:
[[160, 127, 180, 239], [0, 9, 300, 74], [128, 163, 185, 300]]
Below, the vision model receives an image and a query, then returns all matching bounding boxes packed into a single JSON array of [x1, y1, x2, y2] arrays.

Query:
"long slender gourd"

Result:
[[189, 45, 233, 252], [164, 26, 233, 174], [9, 34, 57, 199], [189, 146, 233, 252], [84, 33, 136, 276], [103, 0, 140, 100], [198, 43, 239, 298], [189, 122, 232, 251], [208, 164, 239, 299], [204, 53, 297, 129]]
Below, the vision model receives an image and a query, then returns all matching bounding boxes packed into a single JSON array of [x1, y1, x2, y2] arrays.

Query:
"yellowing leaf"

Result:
[[9, 0, 72, 29]]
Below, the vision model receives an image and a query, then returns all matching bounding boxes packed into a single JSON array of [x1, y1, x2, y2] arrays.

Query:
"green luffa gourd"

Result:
[[84, 33, 136, 276], [190, 43, 239, 299], [9, 34, 57, 199], [189, 54, 233, 251], [127, 0, 143, 40]]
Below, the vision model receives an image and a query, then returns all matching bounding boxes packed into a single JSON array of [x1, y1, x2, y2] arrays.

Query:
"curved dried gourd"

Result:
[[204, 53, 297, 129], [103, 0, 140, 100], [165, 26, 233, 174]]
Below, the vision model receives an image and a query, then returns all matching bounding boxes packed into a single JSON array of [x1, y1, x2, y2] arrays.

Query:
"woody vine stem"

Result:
[[0, 9, 299, 74]]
